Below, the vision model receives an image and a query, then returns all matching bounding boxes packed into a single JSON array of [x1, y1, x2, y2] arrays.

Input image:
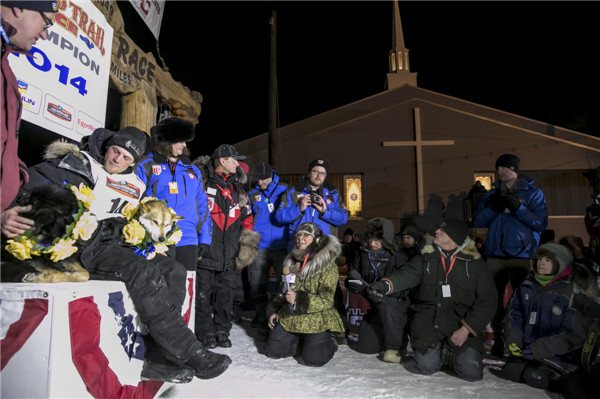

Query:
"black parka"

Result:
[[381, 236, 497, 354]]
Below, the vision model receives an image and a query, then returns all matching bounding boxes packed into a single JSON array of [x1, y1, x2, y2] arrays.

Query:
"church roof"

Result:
[[236, 84, 600, 153]]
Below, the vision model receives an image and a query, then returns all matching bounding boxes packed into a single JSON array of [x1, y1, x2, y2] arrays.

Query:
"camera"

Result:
[[309, 189, 321, 204]]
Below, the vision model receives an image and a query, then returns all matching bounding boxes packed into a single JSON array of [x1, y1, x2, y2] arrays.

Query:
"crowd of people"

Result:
[[1, 2, 599, 396]]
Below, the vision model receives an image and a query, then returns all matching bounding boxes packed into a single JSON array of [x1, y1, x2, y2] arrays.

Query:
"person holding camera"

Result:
[[276, 159, 348, 243]]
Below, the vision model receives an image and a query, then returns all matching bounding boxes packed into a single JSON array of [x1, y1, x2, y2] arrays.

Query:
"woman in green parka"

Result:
[[265, 222, 345, 366]]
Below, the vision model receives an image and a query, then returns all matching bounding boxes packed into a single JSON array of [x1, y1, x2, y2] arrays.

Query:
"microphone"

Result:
[[281, 265, 295, 314]]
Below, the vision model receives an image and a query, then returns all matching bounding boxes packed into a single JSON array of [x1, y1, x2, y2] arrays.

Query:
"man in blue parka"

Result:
[[276, 159, 348, 242], [247, 162, 290, 328], [473, 153, 548, 357]]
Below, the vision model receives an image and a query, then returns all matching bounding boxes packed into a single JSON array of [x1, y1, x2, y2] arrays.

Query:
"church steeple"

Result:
[[386, 1, 418, 90]]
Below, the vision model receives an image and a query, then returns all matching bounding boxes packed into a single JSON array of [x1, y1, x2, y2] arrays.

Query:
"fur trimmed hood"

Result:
[[420, 235, 482, 260], [284, 234, 342, 281], [44, 139, 83, 161], [192, 155, 248, 187], [362, 217, 398, 254]]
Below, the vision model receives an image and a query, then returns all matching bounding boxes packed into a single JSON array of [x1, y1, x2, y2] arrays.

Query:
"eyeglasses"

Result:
[[38, 11, 55, 31], [310, 169, 327, 177], [295, 232, 313, 239]]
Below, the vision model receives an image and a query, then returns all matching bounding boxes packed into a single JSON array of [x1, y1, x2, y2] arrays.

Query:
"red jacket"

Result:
[[1, 34, 29, 211]]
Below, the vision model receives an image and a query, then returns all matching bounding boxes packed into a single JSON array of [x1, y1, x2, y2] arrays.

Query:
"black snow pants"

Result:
[[83, 244, 202, 365]]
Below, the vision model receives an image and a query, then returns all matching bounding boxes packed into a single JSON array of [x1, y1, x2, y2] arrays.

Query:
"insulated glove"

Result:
[[509, 343, 534, 360], [197, 244, 211, 261], [485, 192, 507, 213], [367, 281, 388, 303], [503, 191, 521, 213]]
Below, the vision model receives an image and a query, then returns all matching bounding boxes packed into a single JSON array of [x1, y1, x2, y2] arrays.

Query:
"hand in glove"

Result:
[[502, 191, 521, 213], [347, 279, 367, 295], [485, 192, 508, 213], [508, 343, 534, 360], [347, 269, 367, 294], [197, 244, 211, 261], [366, 281, 388, 303]]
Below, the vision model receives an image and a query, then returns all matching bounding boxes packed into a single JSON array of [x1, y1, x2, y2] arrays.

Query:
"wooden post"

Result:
[[120, 80, 157, 133], [268, 10, 277, 168]]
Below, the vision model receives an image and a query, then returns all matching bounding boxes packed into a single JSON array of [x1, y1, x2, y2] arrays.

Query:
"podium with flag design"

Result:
[[0, 272, 195, 398]]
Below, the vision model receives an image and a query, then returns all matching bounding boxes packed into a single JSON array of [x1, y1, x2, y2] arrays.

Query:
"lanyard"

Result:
[[440, 253, 457, 283], [368, 253, 383, 278], [300, 253, 310, 272]]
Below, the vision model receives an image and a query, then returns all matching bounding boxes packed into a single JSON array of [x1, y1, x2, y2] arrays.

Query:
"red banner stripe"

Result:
[[0, 298, 48, 370], [69, 296, 163, 399]]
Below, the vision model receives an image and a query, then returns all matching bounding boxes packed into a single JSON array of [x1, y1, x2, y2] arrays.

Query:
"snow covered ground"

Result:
[[161, 318, 555, 399]]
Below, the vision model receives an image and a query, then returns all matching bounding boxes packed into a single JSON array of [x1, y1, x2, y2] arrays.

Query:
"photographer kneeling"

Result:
[[265, 222, 345, 366]]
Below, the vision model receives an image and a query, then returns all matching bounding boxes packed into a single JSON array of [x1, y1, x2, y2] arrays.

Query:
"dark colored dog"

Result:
[[1, 184, 90, 283]]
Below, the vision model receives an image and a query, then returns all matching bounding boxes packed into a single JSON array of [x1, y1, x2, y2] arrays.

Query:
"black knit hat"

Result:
[[2, 1, 58, 12], [439, 218, 469, 246], [402, 226, 421, 241], [308, 159, 329, 173], [150, 117, 195, 145], [105, 126, 146, 162], [254, 162, 273, 180], [495, 153, 520, 173]]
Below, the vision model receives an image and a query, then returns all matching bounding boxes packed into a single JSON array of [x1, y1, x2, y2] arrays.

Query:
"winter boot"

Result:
[[185, 348, 232, 380], [140, 359, 195, 384], [383, 349, 402, 363], [199, 333, 217, 349], [216, 331, 232, 348]]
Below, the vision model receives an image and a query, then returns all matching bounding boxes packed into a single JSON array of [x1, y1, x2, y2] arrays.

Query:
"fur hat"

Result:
[[105, 126, 146, 162], [495, 153, 520, 173], [438, 218, 469, 246], [212, 144, 246, 160], [533, 243, 573, 275], [2, 1, 58, 12], [254, 162, 273, 180], [364, 217, 398, 254], [308, 159, 329, 173], [402, 226, 421, 241], [150, 117, 195, 145]]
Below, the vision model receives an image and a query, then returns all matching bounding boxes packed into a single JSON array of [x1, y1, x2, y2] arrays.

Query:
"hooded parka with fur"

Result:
[[380, 236, 497, 354]]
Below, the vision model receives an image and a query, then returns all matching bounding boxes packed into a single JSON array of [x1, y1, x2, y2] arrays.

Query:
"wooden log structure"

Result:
[[93, 1, 202, 133]]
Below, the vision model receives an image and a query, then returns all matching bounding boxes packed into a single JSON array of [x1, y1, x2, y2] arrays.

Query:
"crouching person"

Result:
[[369, 218, 497, 381], [492, 242, 596, 391], [265, 222, 345, 366]]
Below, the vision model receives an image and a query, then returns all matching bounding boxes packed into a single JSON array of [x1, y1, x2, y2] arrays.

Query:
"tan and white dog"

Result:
[[137, 200, 183, 243]]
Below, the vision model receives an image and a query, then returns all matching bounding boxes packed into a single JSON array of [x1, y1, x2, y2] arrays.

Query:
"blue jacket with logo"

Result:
[[473, 175, 547, 259], [137, 154, 211, 247], [248, 174, 289, 250], [276, 177, 348, 239], [504, 267, 593, 365]]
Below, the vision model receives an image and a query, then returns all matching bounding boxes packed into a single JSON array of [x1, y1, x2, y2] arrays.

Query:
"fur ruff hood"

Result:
[[362, 217, 398, 254], [192, 154, 248, 186], [44, 139, 84, 162], [284, 234, 342, 281], [420, 235, 482, 260]]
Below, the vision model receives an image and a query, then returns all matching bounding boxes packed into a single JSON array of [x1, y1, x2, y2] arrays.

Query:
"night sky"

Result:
[[146, 1, 600, 157], [20, 1, 600, 165]]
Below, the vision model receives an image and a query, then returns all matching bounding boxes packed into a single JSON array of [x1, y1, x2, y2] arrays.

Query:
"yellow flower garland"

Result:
[[121, 197, 182, 259], [5, 183, 98, 262]]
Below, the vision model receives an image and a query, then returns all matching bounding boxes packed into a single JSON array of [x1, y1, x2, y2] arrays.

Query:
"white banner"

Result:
[[128, 0, 166, 40], [8, 0, 114, 143]]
